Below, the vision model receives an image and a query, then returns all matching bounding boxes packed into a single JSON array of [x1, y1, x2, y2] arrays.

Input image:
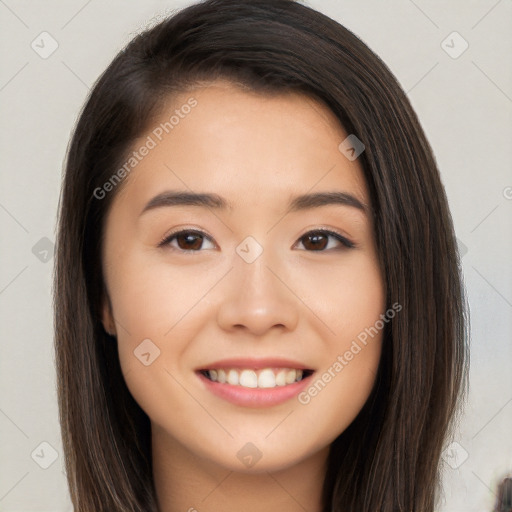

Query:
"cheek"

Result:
[[296, 344, 382, 448], [105, 256, 201, 425], [292, 252, 385, 430], [291, 251, 385, 340], [106, 246, 200, 337], [104, 247, 222, 401]]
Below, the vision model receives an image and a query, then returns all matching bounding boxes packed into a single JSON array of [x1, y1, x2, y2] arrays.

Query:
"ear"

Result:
[[101, 295, 117, 337]]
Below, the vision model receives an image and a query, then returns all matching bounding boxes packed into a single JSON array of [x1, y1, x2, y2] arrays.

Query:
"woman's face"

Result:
[[101, 81, 385, 473]]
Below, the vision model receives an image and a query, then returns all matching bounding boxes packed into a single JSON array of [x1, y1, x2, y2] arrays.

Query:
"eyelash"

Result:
[[158, 227, 356, 253]]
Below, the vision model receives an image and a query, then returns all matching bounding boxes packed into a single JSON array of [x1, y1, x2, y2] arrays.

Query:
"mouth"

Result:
[[198, 367, 315, 389], [195, 357, 316, 407]]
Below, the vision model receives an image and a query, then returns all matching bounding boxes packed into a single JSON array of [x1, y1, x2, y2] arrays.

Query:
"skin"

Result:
[[101, 81, 385, 512]]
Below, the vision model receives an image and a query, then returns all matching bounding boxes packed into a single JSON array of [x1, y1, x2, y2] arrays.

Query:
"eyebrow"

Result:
[[140, 190, 368, 216]]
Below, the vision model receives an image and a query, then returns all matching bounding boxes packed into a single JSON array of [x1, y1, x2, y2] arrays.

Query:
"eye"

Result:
[[158, 229, 216, 252], [295, 229, 355, 251], [158, 228, 355, 253]]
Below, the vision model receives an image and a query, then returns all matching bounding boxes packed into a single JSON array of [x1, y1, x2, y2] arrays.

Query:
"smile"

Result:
[[195, 357, 315, 407], [200, 367, 313, 389]]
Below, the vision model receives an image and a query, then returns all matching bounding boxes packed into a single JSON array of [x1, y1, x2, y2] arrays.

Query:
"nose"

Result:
[[216, 251, 300, 336]]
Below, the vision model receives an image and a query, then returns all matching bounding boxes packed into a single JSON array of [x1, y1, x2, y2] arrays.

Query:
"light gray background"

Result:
[[0, 1, 511, 511]]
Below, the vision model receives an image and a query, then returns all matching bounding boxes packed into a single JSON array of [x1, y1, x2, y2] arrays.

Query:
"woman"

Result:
[[53, 0, 469, 510]]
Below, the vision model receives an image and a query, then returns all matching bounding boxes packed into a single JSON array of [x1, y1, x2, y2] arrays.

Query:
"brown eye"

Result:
[[175, 232, 203, 250], [159, 230, 216, 252], [297, 230, 354, 251]]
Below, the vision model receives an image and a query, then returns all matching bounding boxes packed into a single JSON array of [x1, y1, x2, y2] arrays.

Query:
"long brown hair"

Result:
[[53, 0, 469, 510]]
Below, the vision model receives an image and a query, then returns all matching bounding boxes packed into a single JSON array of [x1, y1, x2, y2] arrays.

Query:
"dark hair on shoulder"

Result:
[[54, 0, 469, 510]]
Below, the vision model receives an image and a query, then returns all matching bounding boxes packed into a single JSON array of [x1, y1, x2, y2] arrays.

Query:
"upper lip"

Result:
[[196, 357, 314, 371]]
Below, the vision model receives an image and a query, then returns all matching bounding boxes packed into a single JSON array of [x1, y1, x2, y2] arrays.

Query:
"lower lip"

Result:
[[196, 371, 314, 408]]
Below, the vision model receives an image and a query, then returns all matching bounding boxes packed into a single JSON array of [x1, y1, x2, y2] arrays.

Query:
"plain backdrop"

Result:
[[0, 1, 511, 511]]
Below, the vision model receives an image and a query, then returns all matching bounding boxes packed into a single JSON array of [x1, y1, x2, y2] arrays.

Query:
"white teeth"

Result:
[[285, 369, 297, 384], [239, 370, 258, 388], [205, 368, 306, 388], [227, 369, 239, 385], [275, 370, 287, 387], [258, 369, 276, 388]]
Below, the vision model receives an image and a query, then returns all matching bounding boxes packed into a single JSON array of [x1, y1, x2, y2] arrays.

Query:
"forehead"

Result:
[[112, 81, 369, 214]]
